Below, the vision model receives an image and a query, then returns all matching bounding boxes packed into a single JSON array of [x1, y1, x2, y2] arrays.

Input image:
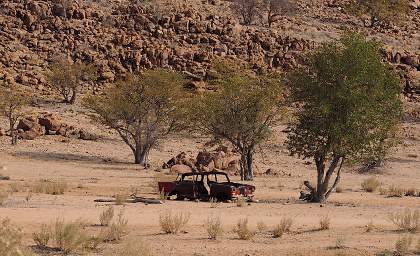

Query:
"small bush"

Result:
[[52, 219, 88, 254], [257, 221, 267, 233], [236, 196, 246, 207], [388, 209, 419, 233], [102, 210, 129, 242], [387, 185, 405, 197], [320, 215, 331, 230], [104, 240, 151, 256], [159, 211, 190, 234], [361, 177, 381, 192], [0, 190, 8, 206], [234, 218, 255, 240], [33, 224, 50, 248], [206, 216, 223, 240], [0, 218, 33, 256], [100, 206, 114, 226], [273, 217, 293, 238], [395, 235, 412, 256], [32, 179, 67, 195]]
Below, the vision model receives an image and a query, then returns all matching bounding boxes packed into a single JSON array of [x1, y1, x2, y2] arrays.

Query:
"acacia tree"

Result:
[[0, 83, 30, 145], [47, 59, 97, 104], [231, 0, 260, 25], [191, 62, 285, 180], [287, 33, 402, 203], [347, 0, 410, 27], [84, 69, 187, 166], [262, 0, 296, 27]]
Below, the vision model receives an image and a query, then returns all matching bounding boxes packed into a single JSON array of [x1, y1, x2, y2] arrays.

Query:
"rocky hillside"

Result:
[[0, 0, 419, 96]]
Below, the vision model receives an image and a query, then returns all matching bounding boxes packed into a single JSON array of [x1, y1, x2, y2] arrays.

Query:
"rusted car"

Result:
[[158, 171, 255, 201]]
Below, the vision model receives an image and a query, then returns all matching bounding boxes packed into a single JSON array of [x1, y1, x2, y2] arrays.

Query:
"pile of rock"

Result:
[[163, 146, 240, 175], [16, 113, 98, 141]]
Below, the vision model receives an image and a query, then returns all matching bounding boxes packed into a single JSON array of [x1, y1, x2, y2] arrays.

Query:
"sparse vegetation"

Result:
[[395, 235, 412, 256], [335, 235, 346, 249], [257, 221, 267, 233], [320, 215, 331, 230], [287, 33, 402, 203], [231, 0, 259, 25], [159, 211, 190, 234], [52, 219, 88, 254], [99, 206, 114, 226], [236, 196, 247, 207], [234, 218, 255, 240], [32, 179, 67, 195], [386, 185, 405, 197], [388, 209, 419, 233], [0, 190, 8, 206], [101, 210, 129, 242], [33, 224, 50, 248], [115, 194, 126, 205], [0, 218, 33, 256], [206, 216, 224, 240], [104, 240, 151, 256], [272, 217, 293, 238], [262, 0, 296, 27], [84, 69, 187, 166], [361, 177, 381, 192]]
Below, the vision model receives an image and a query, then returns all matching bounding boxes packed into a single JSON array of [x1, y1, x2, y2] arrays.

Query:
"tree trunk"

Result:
[[133, 144, 150, 168], [69, 88, 76, 104], [240, 148, 254, 181], [9, 119, 17, 145]]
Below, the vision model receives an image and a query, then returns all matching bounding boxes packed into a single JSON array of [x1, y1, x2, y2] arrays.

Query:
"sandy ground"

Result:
[[0, 101, 419, 256]]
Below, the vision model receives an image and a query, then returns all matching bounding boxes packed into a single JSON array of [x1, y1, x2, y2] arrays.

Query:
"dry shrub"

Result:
[[100, 206, 114, 226], [387, 185, 405, 197], [209, 197, 219, 208], [52, 219, 88, 254], [159, 211, 190, 234], [234, 218, 255, 240], [236, 196, 246, 207], [33, 224, 50, 248], [0, 218, 33, 256], [0, 190, 8, 206], [388, 209, 419, 233], [25, 190, 33, 202], [320, 215, 331, 230], [206, 216, 223, 240], [32, 179, 67, 195], [273, 217, 293, 238], [9, 182, 23, 193], [361, 177, 381, 192], [115, 194, 127, 205], [395, 235, 412, 256], [159, 190, 167, 202], [101, 210, 129, 242], [104, 240, 151, 256], [257, 220, 267, 233]]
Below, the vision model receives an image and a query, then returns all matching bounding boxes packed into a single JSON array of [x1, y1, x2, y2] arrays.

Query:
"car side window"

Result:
[[216, 174, 229, 183], [207, 174, 217, 183]]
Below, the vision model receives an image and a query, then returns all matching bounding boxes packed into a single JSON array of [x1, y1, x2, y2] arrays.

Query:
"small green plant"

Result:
[[236, 196, 246, 207], [395, 235, 412, 256], [52, 218, 88, 254], [272, 217, 293, 238], [99, 206, 114, 226], [32, 179, 67, 195], [388, 209, 419, 233], [234, 218, 255, 240], [102, 210, 129, 242], [257, 220, 267, 233], [320, 215, 331, 230], [33, 224, 50, 248], [361, 177, 381, 192], [159, 211, 190, 234], [206, 216, 223, 240]]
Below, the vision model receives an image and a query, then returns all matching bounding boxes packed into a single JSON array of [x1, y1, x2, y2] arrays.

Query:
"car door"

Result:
[[175, 174, 195, 199]]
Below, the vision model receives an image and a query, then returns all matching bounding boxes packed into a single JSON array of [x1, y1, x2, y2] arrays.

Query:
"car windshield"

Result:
[[216, 174, 229, 183]]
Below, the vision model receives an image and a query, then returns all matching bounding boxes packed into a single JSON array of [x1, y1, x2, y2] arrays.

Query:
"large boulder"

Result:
[[38, 114, 62, 133]]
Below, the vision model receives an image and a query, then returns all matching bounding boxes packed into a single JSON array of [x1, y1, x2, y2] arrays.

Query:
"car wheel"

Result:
[[216, 193, 228, 202], [175, 192, 185, 201]]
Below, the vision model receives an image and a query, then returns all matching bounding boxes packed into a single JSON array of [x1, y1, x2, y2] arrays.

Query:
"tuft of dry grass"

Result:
[[388, 209, 419, 233], [33, 224, 50, 248], [159, 189, 167, 202], [0, 190, 8, 206], [104, 240, 151, 256], [209, 197, 219, 208], [236, 196, 246, 207], [32, 179, 67, 195], [395, 235, 412, 256], [273, 217, 293, 238], [9, 182, 23, 193], [159, 211, 190, 234], [361, 177, 381, 192], [386, 185, 405, 197], [335, 235, 346, 249], [101, 210, 129, 242], [320, 215, 331, 230], [234, 218, 255, 240], [52, 218, 88, 254], [99, 206, 114, 226], [0, 218, 33, 256], [25, 189, 33, 202], [206, 216, 223, 240], [257, 220, 267, 233]]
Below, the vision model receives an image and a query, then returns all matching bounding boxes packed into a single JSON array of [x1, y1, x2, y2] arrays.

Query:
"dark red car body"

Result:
[[158, 172, 255, 201]]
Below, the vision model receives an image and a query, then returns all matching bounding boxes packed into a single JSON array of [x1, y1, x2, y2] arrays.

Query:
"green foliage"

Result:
[[47, 58, 97, 104], [347, 0, 411, 27], [84, 69, 187, 165], [287, 32, 402, 202], [190, 61, 285, 180]]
